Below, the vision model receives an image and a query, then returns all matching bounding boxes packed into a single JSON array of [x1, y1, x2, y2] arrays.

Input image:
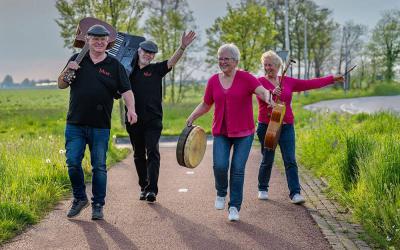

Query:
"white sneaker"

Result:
[[215, 196, 226, 210], [291, 194, 305, 204], [228, 207, 240, 221], [258, 191, 269, 200]]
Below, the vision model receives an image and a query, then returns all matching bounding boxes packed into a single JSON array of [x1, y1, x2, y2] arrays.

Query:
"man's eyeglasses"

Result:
[[218, 57, 235, 62]]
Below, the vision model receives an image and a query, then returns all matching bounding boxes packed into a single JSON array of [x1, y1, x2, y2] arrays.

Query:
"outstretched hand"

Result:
[[334, 74, 345, 83], [180, 31, 196, 49]]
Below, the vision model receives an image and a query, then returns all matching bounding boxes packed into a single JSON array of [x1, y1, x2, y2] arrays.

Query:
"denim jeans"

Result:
[[256, 123, 301, 198], [65, 124, 110, 206], [213, 134, 254, 211]]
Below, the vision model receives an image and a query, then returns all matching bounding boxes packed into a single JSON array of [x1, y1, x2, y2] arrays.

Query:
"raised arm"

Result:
[[167, 31, 196, 69], [292, 74, 344, 92]]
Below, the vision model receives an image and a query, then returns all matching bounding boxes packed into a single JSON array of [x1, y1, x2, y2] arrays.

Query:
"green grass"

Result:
[[0, 81, 399, 246], [294, 109, 400, 248], [0, 89, 129, 244]]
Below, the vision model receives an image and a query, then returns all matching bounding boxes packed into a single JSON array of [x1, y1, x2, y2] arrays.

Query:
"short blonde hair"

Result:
[[261, 50, 282, 68], [218, 43, 240, 61]]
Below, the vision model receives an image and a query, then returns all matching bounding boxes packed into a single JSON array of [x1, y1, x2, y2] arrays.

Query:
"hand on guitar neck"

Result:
[[61, 61, 80, 87]]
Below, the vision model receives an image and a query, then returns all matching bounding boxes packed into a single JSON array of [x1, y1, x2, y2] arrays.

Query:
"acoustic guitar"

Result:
[[62, 17, 117, 84], [264, 59, 295, 151]]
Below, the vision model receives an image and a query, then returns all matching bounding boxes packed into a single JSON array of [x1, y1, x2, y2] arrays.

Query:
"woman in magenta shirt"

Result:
[[256, 50, 344, 204], [187, 44, 274, 221]]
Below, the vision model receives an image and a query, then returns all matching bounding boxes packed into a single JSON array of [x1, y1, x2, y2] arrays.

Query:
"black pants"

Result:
[[126, 119, 162, 194]]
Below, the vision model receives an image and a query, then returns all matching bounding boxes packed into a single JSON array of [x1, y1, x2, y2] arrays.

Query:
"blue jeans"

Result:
[[213, 134, 254, 211], [256, 123, 301, 198], [65, 124, 110, 206]]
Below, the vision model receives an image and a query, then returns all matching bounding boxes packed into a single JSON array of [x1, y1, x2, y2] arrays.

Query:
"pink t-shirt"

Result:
[[257, 75, 335, 124], [204, 70, 261, 137]]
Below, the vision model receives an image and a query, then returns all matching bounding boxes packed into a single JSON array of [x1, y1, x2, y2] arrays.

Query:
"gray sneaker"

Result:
[[67, 199, 89, 218], [91, 203, 104, 220]]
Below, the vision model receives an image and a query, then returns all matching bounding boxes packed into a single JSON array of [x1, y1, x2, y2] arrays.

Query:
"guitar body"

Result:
[[73, 17, 117, 49], [264, 102, 286, 151]]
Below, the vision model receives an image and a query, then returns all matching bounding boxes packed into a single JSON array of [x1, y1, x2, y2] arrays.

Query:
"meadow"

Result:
[[0, 82, 399, 247]]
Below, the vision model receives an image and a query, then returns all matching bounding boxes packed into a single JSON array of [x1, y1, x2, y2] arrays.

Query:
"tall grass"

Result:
[[296, 111, 400, 248]]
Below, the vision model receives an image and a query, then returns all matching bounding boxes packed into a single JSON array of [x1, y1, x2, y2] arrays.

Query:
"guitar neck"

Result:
[[74, 43, 89, 65]]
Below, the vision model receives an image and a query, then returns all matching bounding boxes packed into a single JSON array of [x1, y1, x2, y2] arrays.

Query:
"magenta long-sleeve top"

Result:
[[204, 70, 261, 137], [257, 75, 335, 124]]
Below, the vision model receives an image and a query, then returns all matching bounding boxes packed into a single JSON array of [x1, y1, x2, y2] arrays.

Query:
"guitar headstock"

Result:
[[63, 69, 76, 85]]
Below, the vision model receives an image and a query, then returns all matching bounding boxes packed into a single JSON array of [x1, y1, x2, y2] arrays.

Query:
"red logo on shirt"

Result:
[[144, 72, 152, 77], [99, 68, 111, 77]]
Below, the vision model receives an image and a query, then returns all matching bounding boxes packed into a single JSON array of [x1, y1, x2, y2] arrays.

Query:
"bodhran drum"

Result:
[[176, 125, 207, 168]]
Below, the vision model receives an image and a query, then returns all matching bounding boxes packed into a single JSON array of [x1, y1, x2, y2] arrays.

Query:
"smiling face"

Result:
[[138, 48, 156, 66], [87, 36, 109, 54], [218, 49, 238, 75], [263, 57, 280, 79]]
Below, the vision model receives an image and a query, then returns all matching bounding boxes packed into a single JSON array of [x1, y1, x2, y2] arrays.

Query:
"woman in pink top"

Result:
[[256, 50, 344, 204], [187, 44, 274, 221]]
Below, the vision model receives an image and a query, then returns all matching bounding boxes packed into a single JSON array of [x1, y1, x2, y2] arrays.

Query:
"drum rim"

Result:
[[176, 125, 196, 167]]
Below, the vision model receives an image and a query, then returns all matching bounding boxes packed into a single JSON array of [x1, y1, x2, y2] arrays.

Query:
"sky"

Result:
[[0, 0, 399, 83]]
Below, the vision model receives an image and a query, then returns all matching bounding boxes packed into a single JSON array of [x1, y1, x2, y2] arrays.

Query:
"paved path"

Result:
[[304, 95, 400, 114], [3, 146, 332, 250]]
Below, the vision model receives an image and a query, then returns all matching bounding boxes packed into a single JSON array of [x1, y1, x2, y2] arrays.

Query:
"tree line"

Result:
[[0, 75, 54, 89], [56, 0, 400, 102]]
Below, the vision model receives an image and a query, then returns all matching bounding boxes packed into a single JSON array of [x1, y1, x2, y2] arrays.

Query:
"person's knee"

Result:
[[92, 164, 107, 173], [284, 159, 297, 169], [66, 158, 82, 169]]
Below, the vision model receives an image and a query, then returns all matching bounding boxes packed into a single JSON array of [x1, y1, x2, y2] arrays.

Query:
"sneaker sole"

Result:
[[291, 199, 305, 204], [67, 202, 90, 218], [91, 215, 104, 220], [146, 197, 156, 203]]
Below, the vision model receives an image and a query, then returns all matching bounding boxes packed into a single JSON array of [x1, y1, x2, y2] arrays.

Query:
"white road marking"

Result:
[[178, 188, 188, 192]]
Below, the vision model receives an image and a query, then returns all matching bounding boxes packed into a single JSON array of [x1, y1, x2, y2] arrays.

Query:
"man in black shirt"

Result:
[[127, 31, 196, 202], [58, 24, 137, 220]]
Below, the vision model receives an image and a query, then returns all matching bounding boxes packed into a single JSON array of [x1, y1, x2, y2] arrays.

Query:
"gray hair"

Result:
[[218, 43, 240, 61]]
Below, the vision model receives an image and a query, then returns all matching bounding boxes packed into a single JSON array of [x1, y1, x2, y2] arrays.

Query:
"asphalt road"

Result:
[[2, 146, 330, 250], [303, 95, 400, 114]]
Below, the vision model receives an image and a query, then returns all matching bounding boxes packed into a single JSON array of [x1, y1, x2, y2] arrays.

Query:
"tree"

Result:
[[307, 8, 338, 77], [262, 0, 337, 78], [145, 0, 197, 102], [206, 2, 277, 72], [55, 0, 145, 50], [2, 75, 14, 88], [370, 9, 400, 81]]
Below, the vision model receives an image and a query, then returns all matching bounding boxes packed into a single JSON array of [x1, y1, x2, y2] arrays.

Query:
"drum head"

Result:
[[176, 125, 207, 168]]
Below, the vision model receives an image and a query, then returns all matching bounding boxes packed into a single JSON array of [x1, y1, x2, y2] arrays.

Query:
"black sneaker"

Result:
[[91, 203, 104, 220], [146, 192, 156, 202], [139, 191, 147, 201], [67, 199, 89, 218]]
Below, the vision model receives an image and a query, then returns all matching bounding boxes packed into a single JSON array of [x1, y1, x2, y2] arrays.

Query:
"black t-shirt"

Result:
[[66, 53, 131, 128], [129, 60, 171, 123]]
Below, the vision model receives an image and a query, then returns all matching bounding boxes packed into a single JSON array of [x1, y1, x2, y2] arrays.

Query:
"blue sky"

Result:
[[0, 0, 399, 82]]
